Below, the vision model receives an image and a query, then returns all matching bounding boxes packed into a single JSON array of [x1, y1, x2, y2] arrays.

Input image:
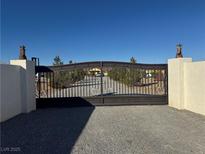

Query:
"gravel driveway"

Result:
[[1, 106, 205, 154]]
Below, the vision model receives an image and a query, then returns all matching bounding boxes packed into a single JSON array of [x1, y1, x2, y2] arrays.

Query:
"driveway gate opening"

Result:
[[35, 61, 168, 107]]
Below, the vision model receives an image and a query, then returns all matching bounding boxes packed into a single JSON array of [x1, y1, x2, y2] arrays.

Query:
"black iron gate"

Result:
[[35, 61, 168, 107]]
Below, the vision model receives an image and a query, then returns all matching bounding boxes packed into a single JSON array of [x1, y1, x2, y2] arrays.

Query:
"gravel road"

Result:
[[1, 106, 205, 154]]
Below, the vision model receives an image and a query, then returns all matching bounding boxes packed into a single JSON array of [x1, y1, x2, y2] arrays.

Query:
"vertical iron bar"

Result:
[[118, 69, 120, 94], [100, 61, 103, 96], [62, 80, 64, 97], [153, 69, 155, 95], [78, 71, 80, 97], [112, 68, 115, 95], [148, 69, 150, 94], [74, 74, 76, 97], [83, 70, 85, 97], [133, 67, 136, 95], [144, 68, 147, 95], [92, 70, 94, 96], [159, 69, 162, 95], [121, 68, 123, 95], [61, 84, 62, 98], [141, 68, 144, 94], [144, 68, 146, 94], [57, 76, 59, 98], [109, 70, 111, 94], [114, 67, 116, 95], [37, 58, 39, 66], [78, 70, 80, 97], [165, 65, 168, 95], [140, 68, 143, 94], [71, 72, 73, 97], [122, 68, 124, 95], [151, 69, 152, 95], [52, 73, 54, 97], [49, 72, 51, 98], [131, 66, 134, 95], [91, 70, 93, 96], [83, 69, 85, 97], [107, 70, 109, 94], [130, 67, 132, 95], [88, 69, 90, 97], [142, 68, 144, 94], [46, 73, 48, 98], [44, 72, 46, 97], [154, 69, 156, 95], [125, 66, 128, 95], [120, 72, 122, 95], [123, 68, 126, 95], [136, 67, 139, 95], [42, 72, 44, 97], [38, 72, 41, 98], [85, 72, 87, 97], [43, 72, 45, 97]]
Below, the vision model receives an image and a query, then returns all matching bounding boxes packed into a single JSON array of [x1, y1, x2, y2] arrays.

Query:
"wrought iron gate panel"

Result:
[[35, 61, 168, 107]]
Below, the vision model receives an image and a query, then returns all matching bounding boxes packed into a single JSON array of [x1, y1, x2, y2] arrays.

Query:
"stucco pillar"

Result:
[[10, 60, 36, 113], [168, 58, 192, 109]]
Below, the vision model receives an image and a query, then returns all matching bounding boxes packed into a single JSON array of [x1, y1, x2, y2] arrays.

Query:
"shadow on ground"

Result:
[[1, 107, 95, 153], [36, 97, 96, 108]]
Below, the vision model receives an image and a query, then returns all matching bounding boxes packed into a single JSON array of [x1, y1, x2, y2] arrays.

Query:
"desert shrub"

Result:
[[108, 67, 145, 86], [53, 69, 86, 88]]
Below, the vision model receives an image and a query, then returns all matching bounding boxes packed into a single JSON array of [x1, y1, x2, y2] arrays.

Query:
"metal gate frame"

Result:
[[35, 61, 168, 108]]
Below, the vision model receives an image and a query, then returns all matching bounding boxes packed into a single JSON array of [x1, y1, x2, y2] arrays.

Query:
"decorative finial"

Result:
[[176, 43, 183, 58], [19, 45, 27, 60]]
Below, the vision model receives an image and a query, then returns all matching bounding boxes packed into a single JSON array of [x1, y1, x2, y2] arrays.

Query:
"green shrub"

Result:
[[108, 68, 145, 86], [53, 69, 86, 88]]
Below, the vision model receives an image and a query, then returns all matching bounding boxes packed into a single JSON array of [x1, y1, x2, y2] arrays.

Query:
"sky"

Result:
[[1, 0, 205, 65]]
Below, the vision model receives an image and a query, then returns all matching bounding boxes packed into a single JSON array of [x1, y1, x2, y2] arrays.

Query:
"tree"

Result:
[[69, 60, 73, 64], [53, 69, 86, 88], [52, 56, 85, 88], [53, 56, 63, 66], [130, 57, 137, 64]]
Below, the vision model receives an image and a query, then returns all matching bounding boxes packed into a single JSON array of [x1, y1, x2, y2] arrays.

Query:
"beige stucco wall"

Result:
[[0, 60, 36, 122], [168, 58, 192, 109], [10, 60, 36, 113], [0, 64, 22, 122], [168, 58, 205, 116], [184, 61, 205, 115]]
